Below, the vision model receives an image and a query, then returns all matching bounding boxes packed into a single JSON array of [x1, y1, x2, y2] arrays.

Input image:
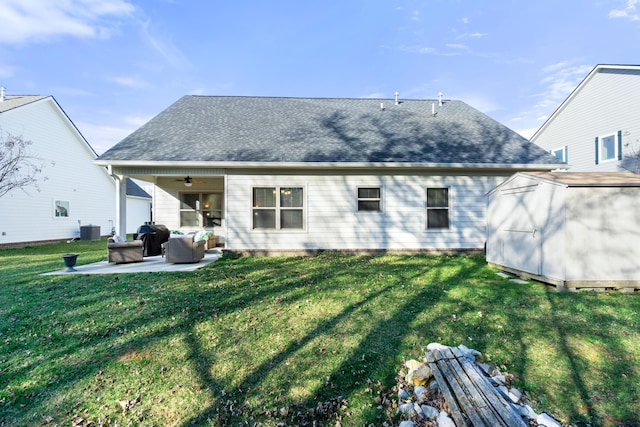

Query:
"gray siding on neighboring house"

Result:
[[532, 65, 640, 173]]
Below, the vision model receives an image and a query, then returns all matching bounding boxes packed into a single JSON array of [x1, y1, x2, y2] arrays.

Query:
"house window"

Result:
[[54, 200, 70, 217], [180, 193, 222, 228], [357, 187, 381, 211], [599, 134, 617, 162], [551, 146, 568, 162], [596, 131, 623, 164], [426, 188, 449, 229], [252, 187, 304, 230]]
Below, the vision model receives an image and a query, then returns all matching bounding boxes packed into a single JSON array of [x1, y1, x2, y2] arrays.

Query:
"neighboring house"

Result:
[[95, 95, 563, 252], [124, 178, 152, 234], [486, 172, 640, 290], [0, 92, 151, 246], [531, 64, 640, 173]]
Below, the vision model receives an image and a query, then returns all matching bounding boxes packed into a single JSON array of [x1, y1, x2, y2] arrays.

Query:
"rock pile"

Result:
[[377, 343, 564, 427]]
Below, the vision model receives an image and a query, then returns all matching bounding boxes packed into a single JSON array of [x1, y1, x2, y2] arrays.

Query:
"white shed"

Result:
[[486, 172, 640, 290]]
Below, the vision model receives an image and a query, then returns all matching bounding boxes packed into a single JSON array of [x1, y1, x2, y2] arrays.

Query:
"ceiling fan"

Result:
[[176, 176, 205, 187]]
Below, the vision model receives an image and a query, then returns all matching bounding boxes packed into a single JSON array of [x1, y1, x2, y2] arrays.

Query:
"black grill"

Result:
[[134, 223, 170, 256]]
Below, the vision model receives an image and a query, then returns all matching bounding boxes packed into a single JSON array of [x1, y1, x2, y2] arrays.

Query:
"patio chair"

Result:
[[162, 236, 205, 264], [107, 238, 144, 264]]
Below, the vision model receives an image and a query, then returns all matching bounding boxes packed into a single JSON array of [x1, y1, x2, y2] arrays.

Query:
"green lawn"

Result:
[[0, 240, 638, 426]]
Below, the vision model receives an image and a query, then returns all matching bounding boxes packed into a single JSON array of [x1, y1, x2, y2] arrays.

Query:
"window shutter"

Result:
[[595, 137, 599, 165], [618, 130, 623, 160]]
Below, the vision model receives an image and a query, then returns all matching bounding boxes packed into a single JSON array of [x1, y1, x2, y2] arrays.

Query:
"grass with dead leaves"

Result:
[[0, 240, 638, 426]]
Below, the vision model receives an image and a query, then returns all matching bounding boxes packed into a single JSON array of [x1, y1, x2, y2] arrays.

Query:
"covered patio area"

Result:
[[42, 249, 223, 275]]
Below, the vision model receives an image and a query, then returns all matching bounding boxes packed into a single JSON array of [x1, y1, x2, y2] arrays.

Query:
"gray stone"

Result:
[[437, 411, 456, 427], [458, 344, 481, 358], [493, 373, 506, 384], [510, 278, 529, 284], [397, 403, 414, 415], [397, 388, 410, 400], [496, 272, 511, 279], [521, 404, 537, 419], [413, 402, 423, 418], [508, 387, 523, 403], [537, 412, 563, 427], [414, 385, 428, 400], [478, 363, 495, 376], [421, 404, 439, 419], [429, 380, 439, 393], [426, 342, 449, 352], [399, 422, 414, 427]]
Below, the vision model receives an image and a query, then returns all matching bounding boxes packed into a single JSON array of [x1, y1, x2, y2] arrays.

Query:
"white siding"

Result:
[[488, 174, 640, 284], [0, 98, 117, 244], [533, 68, 640, 172], [565, 187, 640, 281], [126, 197, 151, 233], [222, 171, 506, 251]]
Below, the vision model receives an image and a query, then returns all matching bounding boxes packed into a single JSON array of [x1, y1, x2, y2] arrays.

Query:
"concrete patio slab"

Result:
[[42, 249, 223, 275]]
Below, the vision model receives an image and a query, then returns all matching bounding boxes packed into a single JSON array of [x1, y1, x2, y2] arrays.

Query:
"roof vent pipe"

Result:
[[438, 91, 443, 106], [0, 87, 5, 102], [394, 91, 399, 105]]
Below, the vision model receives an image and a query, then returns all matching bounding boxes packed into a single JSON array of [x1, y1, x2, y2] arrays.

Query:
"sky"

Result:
[[1, 0, 639, 155]]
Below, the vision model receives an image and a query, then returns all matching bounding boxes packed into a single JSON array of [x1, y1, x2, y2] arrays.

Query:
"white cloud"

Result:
[[399, 44, 438, 55], [76, 121, 135, 155], [108, 75, 149, 88], [515, 127, 539, 140], [140, 19, 192, 69], [0, 0, 135, 45], [609, 0, 640, 21], [534, 63, 593, 110], [76, 114, 151, 155]]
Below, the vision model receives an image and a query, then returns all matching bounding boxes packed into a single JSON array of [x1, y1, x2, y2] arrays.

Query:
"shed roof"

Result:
[[97, 95, 562, 168], [522, 171, 640, 187]]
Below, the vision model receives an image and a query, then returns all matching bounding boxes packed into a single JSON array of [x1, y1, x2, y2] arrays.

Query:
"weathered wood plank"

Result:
[[443, 348, 507, 427], [451, 348, 528, 427], [427, 351, 469, 427], [434, 349, 487, 427]]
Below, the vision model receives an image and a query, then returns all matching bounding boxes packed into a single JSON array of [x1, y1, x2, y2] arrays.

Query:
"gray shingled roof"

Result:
[[98, 96, 563, 166], [125, 178, 151, 198]]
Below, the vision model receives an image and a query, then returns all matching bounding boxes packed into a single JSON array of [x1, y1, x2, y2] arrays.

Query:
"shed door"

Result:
[[502, 226, 540, 275]]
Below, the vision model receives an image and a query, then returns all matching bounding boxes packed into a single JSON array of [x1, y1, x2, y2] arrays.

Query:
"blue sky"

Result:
[[1, 0, 639, 154]]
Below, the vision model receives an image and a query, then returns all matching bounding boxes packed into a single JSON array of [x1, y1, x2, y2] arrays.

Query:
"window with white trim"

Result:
[[596, 132, 622, 164], [180, 192, 222, 228], [54, 200, 70, 217], [551, 146, 568, 162], [426, 188, 449, 229], [252, 187, 304, 230], [357, 187, 381, 212]]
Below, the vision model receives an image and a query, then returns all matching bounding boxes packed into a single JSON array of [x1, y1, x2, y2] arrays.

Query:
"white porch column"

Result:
[[115, 175, 127, 239]]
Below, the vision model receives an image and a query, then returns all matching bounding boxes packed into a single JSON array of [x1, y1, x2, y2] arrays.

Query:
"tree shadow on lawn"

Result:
[[178, 254, 484, 425], [3, 254, 638, 426]]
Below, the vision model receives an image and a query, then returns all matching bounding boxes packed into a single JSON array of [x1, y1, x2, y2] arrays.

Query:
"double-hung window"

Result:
[[426, 188, 449, 229], [357, 187, 381, 211], [252, 187, 304, 230], [596, 131, 622, 164], [180, 193, 222, 228]]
